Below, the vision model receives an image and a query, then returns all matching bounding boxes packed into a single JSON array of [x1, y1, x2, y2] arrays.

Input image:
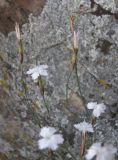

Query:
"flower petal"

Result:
[[74, 121, 94, 133], [85, 143, 101, 160], [93, 103, 106, 117], [48, 134, 64, 150], [40, 127, 57, 138], [38, 138, 49, 150], [39, 69, 48, 76], [87, 102, 97, 109], [31, 72, 39, 80], [27, 64, 48, 80]]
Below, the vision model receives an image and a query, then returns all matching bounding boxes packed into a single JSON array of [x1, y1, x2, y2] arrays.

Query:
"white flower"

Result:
[[38, 127, 64, 151], [85, 142, 117, 160], [87, 102, 98, 109], [40, 127, 56, 138], [74, 121, 94, 133], [27, 65, 48, 81], [87, 102, 106, 117], [85, 142, 101, 159]]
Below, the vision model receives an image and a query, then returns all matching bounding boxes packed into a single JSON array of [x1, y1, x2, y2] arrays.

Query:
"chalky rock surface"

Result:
[[0, 0, 118, 159]]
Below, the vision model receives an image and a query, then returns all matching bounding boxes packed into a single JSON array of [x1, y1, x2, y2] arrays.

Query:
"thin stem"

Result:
[[61, 144, 78, 160], [48, 149, 54, 158], [91, 116, 96, 142], [65, 68, 74, 102], [54, 152, 64, 160], [38, 76, 50, 114], [18, 39, 24, 64], [66, 149, 77, 160], [28, 100, 42, 127], [73, 53, 86, 106], [42, 94, 50, 114], [74, 63, 82, 96], [80, 132, 87, 157]]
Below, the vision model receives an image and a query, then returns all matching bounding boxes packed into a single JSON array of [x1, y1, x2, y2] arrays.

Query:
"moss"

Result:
[[97, 79, 112, 89]]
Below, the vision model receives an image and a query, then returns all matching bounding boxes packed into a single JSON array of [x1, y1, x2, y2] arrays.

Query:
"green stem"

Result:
[[74, 63, 81, 95], [42, 94, 50, 114], [92, 116, 96, 142], [18, 39, 24, 64], [62, 144, 78, 160], [72, 48, 85, 104], [38, 76, 50, 114], [74, 62, 86, 106], [54, 152, 64, 160], [66, 68, 74, 103], [22, 98, 42, 127]]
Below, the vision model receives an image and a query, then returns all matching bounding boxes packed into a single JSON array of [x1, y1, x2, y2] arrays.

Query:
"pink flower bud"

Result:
[[73, 31, 78, 49]]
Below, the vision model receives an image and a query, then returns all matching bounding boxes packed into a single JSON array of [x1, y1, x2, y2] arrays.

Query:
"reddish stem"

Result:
[[80, 132, 87, 156], [48, 149, 53, 158], [91, 116, 96, 126]]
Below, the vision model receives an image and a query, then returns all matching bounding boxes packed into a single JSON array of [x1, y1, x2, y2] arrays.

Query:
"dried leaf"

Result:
[[0, 153, 8, 160], [68, 91, 85, 112], [32, 100, 41, 112], [0, 52, 8, 62]]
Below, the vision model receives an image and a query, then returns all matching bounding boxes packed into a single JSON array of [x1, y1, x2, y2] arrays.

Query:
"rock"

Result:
[[0, 0, 118, 159]]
